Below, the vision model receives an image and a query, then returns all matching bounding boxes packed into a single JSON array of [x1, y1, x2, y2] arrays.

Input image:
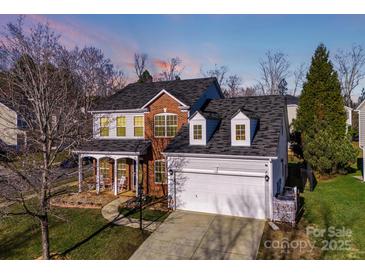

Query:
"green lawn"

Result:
[[302, 172, 365, 259], [0, 205, 150, 259], [259, 161, 365, 259]]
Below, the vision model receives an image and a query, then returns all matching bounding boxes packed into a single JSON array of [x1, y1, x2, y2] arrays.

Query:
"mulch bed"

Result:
[[51, 191, 118, 209]]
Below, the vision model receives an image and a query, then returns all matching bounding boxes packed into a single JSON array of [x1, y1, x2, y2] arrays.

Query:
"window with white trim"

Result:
[[193, 124, 202, 140], [100, 159, 110, 178], [134, 116, 144, 137], [116, 116, 126, 137], [100, 117, 110, 137], [117, 159, 127, 180], [154, 160, 166, 184], [154, 114, 178, 137], [235, 124, 246, 141]]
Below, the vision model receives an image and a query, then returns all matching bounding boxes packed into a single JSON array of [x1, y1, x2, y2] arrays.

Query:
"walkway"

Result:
[[101, 196, 161, 232]]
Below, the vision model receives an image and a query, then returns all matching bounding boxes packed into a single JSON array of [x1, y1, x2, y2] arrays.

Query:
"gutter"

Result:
[[72, 150, 141, 156], [89, 108, 148, 114], [162, 152, 278, 160]]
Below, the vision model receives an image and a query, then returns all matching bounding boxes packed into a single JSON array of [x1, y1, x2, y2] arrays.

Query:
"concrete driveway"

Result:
[[130, 210, 265, 260]]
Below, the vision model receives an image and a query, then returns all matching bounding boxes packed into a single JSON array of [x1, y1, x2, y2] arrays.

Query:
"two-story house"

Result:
[[75, 78, 289, 220], [74, 78, 224, 197]]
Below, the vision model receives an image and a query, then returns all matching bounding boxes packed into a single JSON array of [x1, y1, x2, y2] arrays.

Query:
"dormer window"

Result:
[[193, 124, 202, 140], [231, 109, 258, 146], [100, 117, 110, 137], [235, 124, 246, 141], [154, 114, 178, 137]]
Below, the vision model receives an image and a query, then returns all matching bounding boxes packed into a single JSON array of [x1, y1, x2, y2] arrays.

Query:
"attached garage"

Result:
[[167, 157, 272, 220]]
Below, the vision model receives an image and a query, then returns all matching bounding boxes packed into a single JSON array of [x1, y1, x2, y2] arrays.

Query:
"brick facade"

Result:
[[144, 93, 188, 196], [91, 93, 189, 197]]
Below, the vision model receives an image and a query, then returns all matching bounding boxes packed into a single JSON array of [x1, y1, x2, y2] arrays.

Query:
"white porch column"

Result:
[[114, 158, 118, 196], [96, 158, 100, 194], [135, 156, 139, 197], [78, 154, 83, 193]]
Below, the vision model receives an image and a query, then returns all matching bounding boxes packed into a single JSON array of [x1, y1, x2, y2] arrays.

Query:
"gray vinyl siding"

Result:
[[359, 110, 365, 147], [206, 119, 219, 143], [190, 84, 223, 116]]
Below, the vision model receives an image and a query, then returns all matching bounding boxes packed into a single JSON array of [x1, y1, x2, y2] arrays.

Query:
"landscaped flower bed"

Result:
[[51, 191, 118, 209]]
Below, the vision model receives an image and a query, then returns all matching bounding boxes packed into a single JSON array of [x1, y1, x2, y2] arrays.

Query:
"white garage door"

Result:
[[175, 172, 267, 219]]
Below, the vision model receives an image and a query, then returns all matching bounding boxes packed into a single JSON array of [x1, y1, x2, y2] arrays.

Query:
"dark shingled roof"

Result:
[[165, 95, 286, 157], [285, 95, 299, 105], [92, 77, 219, 111], [75, 139, 151, 155]]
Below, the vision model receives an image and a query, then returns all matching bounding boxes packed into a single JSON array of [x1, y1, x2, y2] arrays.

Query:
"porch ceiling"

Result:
[[74, 139, 151, 155]]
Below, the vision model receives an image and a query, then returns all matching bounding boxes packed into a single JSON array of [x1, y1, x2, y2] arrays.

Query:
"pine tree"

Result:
[[294, 44, 356, 175]]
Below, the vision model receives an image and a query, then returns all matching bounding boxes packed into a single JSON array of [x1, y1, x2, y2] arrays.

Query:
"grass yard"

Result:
[[258, 163, 365, 259], [0, 205, 150, 259]]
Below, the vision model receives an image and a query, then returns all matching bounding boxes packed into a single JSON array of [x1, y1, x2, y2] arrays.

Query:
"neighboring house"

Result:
[[285, 95, 299, 131], [356, 101, 365, 180], [285, 95, 352, 133], [165, 96, 288, 220], [345, 106, 353, 128], [74, 77, 289, 220], [0, 99, 27, 150]]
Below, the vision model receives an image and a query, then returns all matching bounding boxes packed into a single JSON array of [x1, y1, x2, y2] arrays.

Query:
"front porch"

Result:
[[77, 153, 143, 197]]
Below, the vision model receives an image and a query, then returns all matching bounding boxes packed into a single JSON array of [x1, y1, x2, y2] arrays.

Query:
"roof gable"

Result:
[[91, 77, 218, 112], [141, 89, 188, 109]]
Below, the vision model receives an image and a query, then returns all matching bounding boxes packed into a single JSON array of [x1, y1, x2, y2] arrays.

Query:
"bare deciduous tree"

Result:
[[157, 57, 183, 81], [0, 17, 91, 260], [134, 53, 148, 79], [258, 50, 290, 95], [292, 63, 306, 96], [240, 86, 259, 96], [335, 45, 365, 107], [73, 46, 126, 110], [202, 64, 228, 86], [224, 75, 242, 97]]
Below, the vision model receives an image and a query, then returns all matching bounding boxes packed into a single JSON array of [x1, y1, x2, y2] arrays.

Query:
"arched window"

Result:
[[154, 114, 178, 137]]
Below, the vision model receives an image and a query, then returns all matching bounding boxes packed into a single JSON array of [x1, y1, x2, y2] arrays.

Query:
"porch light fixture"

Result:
[[168, 169, 174, 176], [265, 175, 270, 182]]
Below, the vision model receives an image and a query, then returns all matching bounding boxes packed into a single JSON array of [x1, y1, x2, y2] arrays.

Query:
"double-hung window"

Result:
[[100, 159, 110, 179], [117, 159, 127, 180], [154, 114, 178, 137], [154, 160, 166, 184], [134, 116, 144, 137], [193, 124, 202, 140], [100, 117, 110, 137], [235, 124, 246, 141], [116, 116, 126, 137]]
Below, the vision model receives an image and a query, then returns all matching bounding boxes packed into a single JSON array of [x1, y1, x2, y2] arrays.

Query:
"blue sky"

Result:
[[1, 14, 365, 96]]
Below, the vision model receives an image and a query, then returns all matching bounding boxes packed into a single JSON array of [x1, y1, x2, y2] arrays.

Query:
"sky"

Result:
[[1, 14, 365, 97]]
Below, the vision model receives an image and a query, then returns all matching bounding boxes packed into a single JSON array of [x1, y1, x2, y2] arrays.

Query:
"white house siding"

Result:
[[167, 156, 272, 219], [287, 104, 298, 130], [0, 103, 17, 146], [93, 112, 145, 139], [345, 106, 352, 127], [359, 109, 365, 147]]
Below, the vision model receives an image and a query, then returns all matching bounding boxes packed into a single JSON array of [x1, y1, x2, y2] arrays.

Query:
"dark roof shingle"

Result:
[[75, 139, 151, 155], [92, 77, 219, 111], [165, 95, 286, 157]]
